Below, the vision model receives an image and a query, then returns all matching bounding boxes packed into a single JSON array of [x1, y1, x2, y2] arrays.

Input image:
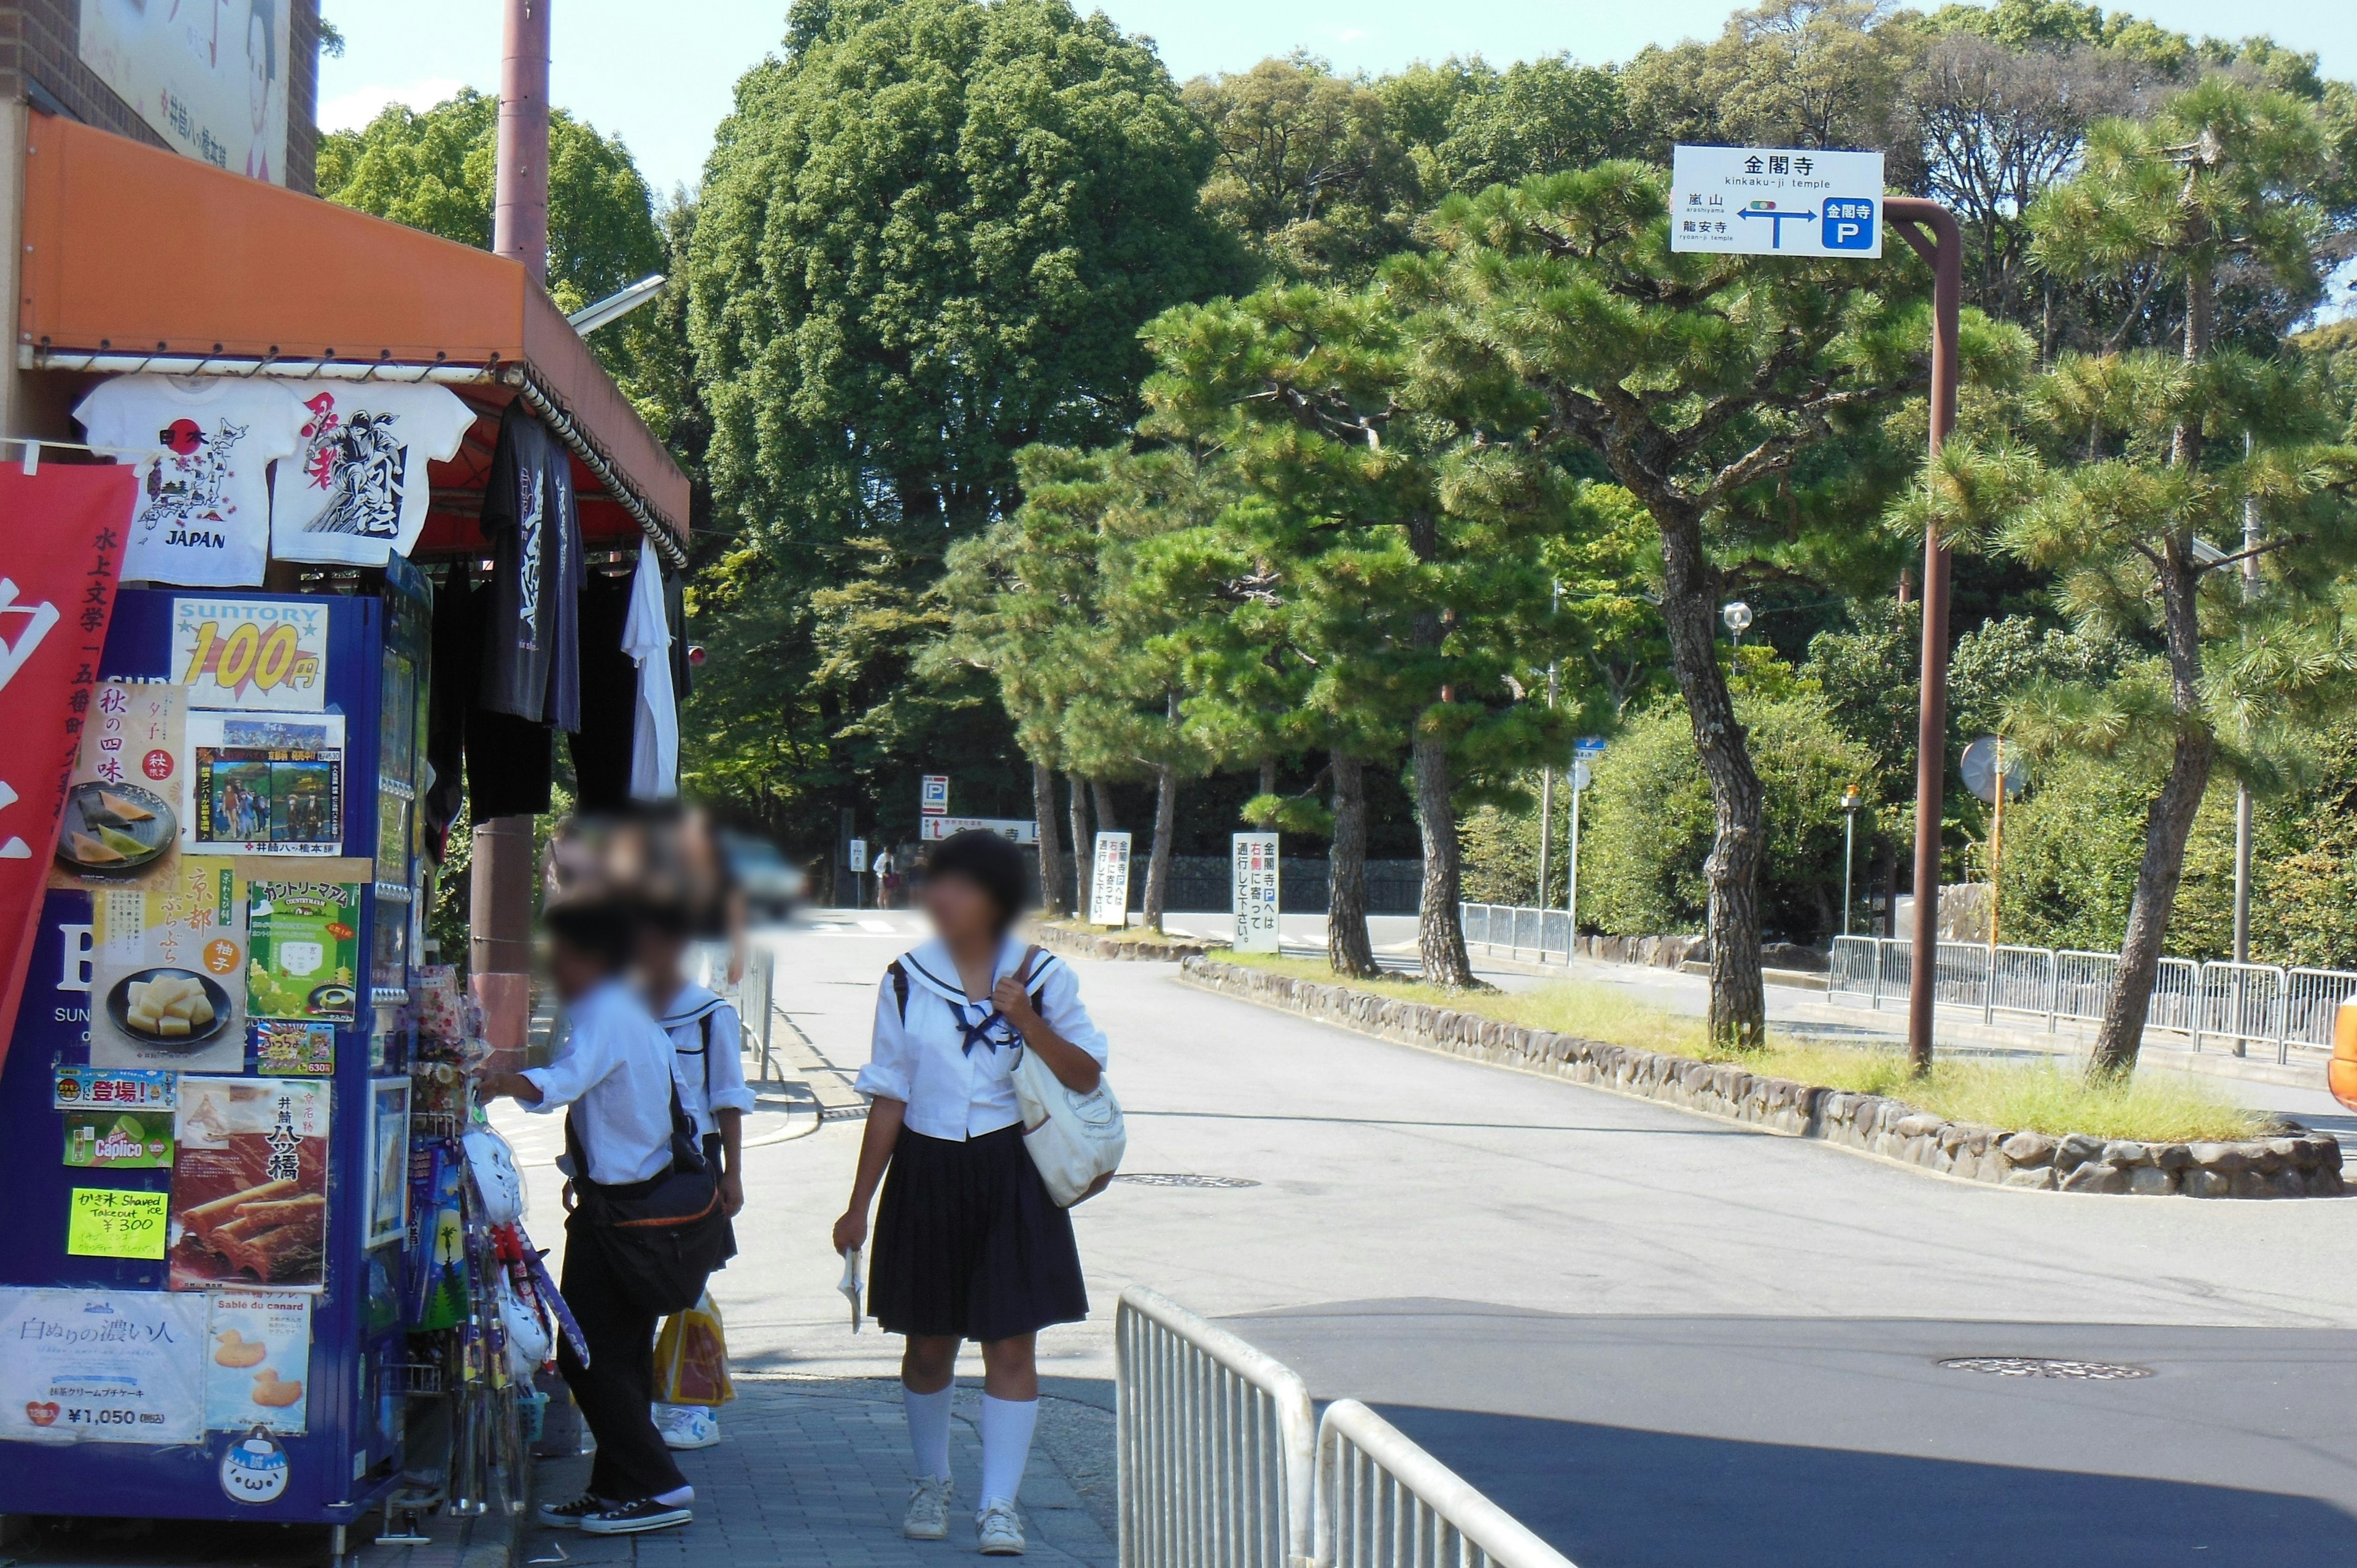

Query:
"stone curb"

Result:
[[1178, 956, 2347, 1200], [1026, 922, 1216, 964]]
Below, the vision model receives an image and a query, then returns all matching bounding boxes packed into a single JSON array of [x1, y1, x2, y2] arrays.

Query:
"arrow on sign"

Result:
[[1737, 203, 1818, 249]]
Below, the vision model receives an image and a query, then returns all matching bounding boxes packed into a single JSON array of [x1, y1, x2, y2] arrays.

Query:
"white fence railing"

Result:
[[1117, 1285, 1317, 1568], [1117, 1288, 1576, 1568], [1460, 903, 1577, 963], [1828, 936, 2357, 1064], [1315, 1400, 1578, 1568]]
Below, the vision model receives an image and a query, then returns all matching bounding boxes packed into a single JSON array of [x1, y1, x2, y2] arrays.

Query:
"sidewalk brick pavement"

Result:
[[529, 1377, 1115, 1568]]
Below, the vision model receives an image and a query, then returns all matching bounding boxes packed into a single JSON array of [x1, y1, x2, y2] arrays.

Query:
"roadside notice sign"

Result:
[[1090, 833, 1132, 928], [1232, 833, 1280, 953], [919, 775, 949, 816], [848, 839, 868, 874], [1670, 146, 1884, 258], [918, 816, 1037, 843]]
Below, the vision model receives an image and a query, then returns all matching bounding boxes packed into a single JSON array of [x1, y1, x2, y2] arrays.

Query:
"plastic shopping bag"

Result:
[[652, 1291, 735, 1407]]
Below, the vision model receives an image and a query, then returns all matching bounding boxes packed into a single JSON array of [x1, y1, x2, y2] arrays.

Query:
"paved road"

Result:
[[620, 912, 2357, 1565]]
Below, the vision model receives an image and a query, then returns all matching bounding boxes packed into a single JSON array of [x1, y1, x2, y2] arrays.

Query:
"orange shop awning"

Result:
[[16, 112, 689, 563]]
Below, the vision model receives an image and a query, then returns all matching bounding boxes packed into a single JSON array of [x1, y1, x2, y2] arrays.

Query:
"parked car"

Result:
[[722, 830, 805, 921]]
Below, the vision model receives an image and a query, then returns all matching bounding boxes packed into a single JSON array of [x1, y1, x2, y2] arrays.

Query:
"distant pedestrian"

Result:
[[832, 830, 1109, 1556]]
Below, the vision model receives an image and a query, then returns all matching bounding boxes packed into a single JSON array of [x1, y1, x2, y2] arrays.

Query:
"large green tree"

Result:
[[684, 0, 1242, 844]]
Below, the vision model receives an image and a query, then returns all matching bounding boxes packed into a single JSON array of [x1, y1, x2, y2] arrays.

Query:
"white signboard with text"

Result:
[[0, 1288, 208, 1444], [1670, 146, 1884, 258], [920, 775, 949, 816], [1090, 832, 1133, 927], [919, 815, 1037, 843], [1232, 833, 1280, 953], [80, 0, 293, 184]]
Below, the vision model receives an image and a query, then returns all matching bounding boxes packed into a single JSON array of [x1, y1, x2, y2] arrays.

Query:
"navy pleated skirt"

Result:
[[870, 1123, 1089, 1342]]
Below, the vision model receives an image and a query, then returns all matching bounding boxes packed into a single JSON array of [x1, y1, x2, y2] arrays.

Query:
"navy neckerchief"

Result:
[[901, 953, 1024, 1056]]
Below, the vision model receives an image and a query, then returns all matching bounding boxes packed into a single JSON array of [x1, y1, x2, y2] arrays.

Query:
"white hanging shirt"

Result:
[[268, 382, 480, 566], [74, 375, 306, 587], [625, 538, 679, 800], [856, 936, 1109, 1141]]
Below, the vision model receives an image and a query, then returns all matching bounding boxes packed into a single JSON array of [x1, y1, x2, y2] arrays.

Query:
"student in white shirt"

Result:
[[640, 910, 754, 1451], [478, 904, 700, 1539], [833, 831, 1109, 1557]]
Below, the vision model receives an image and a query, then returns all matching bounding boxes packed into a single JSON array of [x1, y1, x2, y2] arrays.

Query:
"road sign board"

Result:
[[848, 838, 868, 873], [1232, 833, 1280, 953], [1670, 145, 1884, 258], [1574, 736, 1608, 759], [1959, 736, 2027, 804], [918, 815, 1038, 844], [1091, 832, 1133, 927], [1569, 760, 1592, 792], [919, 774, 949, 816]]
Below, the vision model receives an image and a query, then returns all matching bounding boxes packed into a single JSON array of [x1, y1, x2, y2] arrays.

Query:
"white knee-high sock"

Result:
[[905, 1385, 953, 1480], [978, 1394, 1038, 1505]]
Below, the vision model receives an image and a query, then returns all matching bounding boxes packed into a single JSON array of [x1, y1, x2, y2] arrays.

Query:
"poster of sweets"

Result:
[[202, 1291, 311, 1434], [50, 681, 185, 890], [64, 1107, 174, 1168], [0, 1288, 208, 1445], [251, 1019, 334, 1078], [169, 1078, 329, 1292], [245, 870, 363, 1023], [89, 857, 248, 1073], [185, 712, 344, 856]]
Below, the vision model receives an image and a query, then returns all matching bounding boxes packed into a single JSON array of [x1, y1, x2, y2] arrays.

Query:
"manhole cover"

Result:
[[1112, 1173, 1260, 1189], [1938, 1356, 2153, 1381]]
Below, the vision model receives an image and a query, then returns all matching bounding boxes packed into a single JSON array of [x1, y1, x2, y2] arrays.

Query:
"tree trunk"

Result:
[[1093, 779, 1119, 833], [1066, 771, 1093, 917], [1413, 727, 1477, 989], [1258, 757, 1277, 800], [1032, 760, 1067, 918], [1142, 764, 1178, 933], [1326, 751, 1379, 978], [1657, 509, 1768, 1049]]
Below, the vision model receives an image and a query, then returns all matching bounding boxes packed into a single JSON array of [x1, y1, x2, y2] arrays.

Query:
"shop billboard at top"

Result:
[[1669, 146, 1884, 258], [80, 0, 293, 185]]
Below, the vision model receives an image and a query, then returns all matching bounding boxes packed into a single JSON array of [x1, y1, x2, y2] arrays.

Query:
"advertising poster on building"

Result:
[[51, 680, 185, 891], [367, 1079, 410, 1248], [1090, 832, 1132, 927], [90, 855, 248, 1072], [64, 1106, 175, 1169], [0, 1288, 209, 1444], [68, 1187, 171, 1259], [202, 1291, 311, 1434], [0, 463, 137, 1073], [79, 1, 292, 184], [1232, 833, 1281, 953], [185, 712, 344, 855], [244, 872, 362, 1023], [169, 1078, 329, 1291], [171, 597, 326, 711]]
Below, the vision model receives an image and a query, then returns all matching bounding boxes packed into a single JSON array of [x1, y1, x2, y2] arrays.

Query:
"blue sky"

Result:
[[320, 1, 2357, 199]]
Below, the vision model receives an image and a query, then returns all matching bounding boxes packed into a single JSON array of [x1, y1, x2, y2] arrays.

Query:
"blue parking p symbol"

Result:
[[1822, 197, 1875, 251]]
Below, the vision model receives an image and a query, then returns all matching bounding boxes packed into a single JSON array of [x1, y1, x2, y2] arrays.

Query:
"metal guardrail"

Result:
[[1314, 1399, 1579, 1568], [1827, 935, 2357, 1064], [1117, 1285, 1317, 1568], [1117, 1289, 1575, 1568], [1460, 903, 1575, 963]]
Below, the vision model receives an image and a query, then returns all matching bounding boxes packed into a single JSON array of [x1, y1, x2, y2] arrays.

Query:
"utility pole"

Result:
[[471, 0, 552, 1073], [1885, 196, 1964, 1076], [1840, 784, 1860, 938], [2233, 432, 2259, 966]]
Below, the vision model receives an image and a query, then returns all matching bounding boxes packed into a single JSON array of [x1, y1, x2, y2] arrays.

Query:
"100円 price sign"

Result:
[[1670, 145, 1885, 258]]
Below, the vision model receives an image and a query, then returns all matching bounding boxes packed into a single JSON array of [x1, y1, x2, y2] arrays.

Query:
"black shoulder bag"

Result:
[[564, 1078, 734, 1316]]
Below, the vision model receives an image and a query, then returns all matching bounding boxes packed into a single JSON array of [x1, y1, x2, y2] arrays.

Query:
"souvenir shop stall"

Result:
[[0, 116, 689, 1554]]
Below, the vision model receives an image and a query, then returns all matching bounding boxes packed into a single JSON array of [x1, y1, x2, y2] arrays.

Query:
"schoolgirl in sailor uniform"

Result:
[[834, 831, 1109, 1556]]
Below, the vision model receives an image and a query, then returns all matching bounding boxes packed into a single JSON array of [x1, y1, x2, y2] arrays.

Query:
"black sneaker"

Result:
[[536, 1493, 609, 1529], [580, 1497, 693, 1535]]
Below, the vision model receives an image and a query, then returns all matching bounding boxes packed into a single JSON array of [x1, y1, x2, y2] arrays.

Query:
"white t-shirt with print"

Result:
[[624, 538, 679, 800], [75, 376, 306, 587], [269, 382, 480, 567]]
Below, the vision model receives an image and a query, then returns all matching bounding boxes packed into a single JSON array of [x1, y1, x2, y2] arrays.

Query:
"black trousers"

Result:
[[558, 1223, 688, 1503]]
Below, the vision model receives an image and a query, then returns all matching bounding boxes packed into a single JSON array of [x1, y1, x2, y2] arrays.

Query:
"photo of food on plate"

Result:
[[53, 781, 177, 876], [170, 1078, 328, 1291], [107, 968, 231, 1046]]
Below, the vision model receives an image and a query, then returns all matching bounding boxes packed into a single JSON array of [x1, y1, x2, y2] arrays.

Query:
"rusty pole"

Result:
[[1883, 198, 1962, 1074], [474, 0, 552, 1070]]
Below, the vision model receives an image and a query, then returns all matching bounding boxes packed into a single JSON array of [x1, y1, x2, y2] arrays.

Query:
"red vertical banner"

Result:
[[0, 463, 137, 1067]]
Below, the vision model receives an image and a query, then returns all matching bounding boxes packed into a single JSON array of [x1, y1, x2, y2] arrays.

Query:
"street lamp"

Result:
[[1840, 783, 1861, 938], [1722, 601, 1752, 646]]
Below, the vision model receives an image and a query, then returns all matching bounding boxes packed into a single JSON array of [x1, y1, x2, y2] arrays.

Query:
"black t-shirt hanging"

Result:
[[478, 403, 584, 732], [568, 570, 638, 814]]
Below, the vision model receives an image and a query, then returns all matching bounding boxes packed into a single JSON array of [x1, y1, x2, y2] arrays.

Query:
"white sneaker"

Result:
[[658, 1405, 721, 1450], [902, 1475, 954, 1540], [977, 1497, 1026, 1556]]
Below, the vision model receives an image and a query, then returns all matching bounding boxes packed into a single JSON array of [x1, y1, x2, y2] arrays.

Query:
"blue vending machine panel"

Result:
[[0, 587, 409, 1526]]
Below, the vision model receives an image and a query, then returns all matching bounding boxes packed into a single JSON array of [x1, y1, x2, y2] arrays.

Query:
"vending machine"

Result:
[[0, 579, 430, 1537]]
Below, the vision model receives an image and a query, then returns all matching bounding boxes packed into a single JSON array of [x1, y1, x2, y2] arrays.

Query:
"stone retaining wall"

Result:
[[1178, 956, 2345, 1199], [1028, 922, 1213, 964]]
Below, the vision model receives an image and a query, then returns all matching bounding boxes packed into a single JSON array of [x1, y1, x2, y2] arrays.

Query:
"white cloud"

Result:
[[317, 77, 473, 134], [1336, 27, 1370, 42]]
